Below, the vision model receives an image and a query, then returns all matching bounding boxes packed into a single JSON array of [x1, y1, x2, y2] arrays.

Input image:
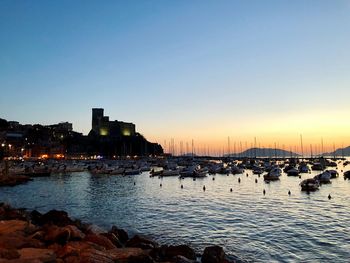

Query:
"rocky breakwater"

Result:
[[0, 203, 234, 263]]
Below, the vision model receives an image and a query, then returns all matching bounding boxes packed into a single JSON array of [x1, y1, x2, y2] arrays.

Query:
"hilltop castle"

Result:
[[91, 108, 135, 137]]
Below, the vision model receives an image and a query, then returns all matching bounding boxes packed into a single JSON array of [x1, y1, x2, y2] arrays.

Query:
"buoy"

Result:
[[203, 185, 206, 191], [193, 178, 196, 181], [263, 189, 266, 195], [227, 174, 229, 176], [238, 178, 241, 183], [230, 188, 233, 192], [258, 174, 261, 177], [160, 183, 162, 187], [255, 179, 258, 183], [299, 175, 301, 179], [328, 194, 331, 200], [181, 185, 183, 189], [133, 182, 136, 185], [212, 177, 215, 181], [288, 190, 291, 195], [246, 173, 249, 177]]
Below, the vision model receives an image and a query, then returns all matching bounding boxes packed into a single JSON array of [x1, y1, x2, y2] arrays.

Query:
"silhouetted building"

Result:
[[91, 108, 135, 138]]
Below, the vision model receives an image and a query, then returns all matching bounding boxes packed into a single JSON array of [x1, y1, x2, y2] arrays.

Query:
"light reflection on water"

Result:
[[1, 164, 350, 262]]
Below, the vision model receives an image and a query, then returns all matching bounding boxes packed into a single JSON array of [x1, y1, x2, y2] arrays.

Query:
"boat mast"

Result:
[[300, 134, 304, 160]]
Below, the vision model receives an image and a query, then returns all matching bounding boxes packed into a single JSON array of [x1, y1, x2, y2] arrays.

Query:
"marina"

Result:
[[1, 156, 350, 262]]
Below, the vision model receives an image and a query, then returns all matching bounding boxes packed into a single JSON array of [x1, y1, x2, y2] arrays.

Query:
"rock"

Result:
[[108, 247, 149, 262], [84, 234, 117, 250], [126, 235, 158, 249], [0, 232, 44, 249], [0, 208, 27, 221], [0, 248, 20, 260], [80, 248, 114, 263], [0, 220, 29, 235], [173, 255, 198, 263], [127, 254, 155, 263], [37, 210, 74, 227], [151, 245, 196, 261], [101, 232, 123, 248], [44, 224, 85, 245], [18, 248, 56, 262], [110, 226, 129, 244], [29, 230, 45, 241], [64, 255, 80, 263], [86, 224, 106, 235], [0, 259, 42, 263], [202, 246, 226, 263], [29, 210, 42, 225], [65, 225, 85, 240], [65, 241, 105, 252], [44, 225, 70, 245], [0, 175, 31, 187], [55, 244, 79, 259]]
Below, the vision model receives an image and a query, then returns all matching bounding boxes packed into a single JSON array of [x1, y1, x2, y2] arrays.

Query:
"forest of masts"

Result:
[[160, 136, 346, 158]]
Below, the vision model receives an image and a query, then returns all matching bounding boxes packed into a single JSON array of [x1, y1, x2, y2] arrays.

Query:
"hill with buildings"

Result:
[[0, 109, 163, 159]]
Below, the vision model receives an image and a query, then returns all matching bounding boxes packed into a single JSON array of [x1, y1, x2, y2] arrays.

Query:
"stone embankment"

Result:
[[0, 203, 233, 263]]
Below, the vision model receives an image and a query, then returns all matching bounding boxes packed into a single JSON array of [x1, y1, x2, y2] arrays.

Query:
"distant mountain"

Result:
[[323, 146, 350, 157], [226, 147, 300, 158]]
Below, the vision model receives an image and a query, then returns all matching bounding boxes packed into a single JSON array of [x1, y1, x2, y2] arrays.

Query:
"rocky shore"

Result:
[[0, 175, 32, 187], [0, 203, 233, 263]]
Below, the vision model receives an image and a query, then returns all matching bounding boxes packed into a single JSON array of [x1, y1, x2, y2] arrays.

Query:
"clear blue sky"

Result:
[[1, 0, 349, 149]]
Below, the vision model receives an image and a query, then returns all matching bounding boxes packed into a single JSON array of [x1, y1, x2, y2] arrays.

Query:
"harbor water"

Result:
[[1, 162, 350, 262]]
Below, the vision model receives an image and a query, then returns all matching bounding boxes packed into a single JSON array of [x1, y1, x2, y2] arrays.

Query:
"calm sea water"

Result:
[[1, 162, 350, 262]]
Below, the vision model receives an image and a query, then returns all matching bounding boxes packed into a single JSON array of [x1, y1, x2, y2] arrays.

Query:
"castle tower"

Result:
[[92, 108, 104, 133]]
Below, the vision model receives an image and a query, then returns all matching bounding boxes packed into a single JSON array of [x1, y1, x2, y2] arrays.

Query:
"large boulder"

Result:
[[108, 247, 150, 263], [101, 232, 123, 248], [201, 246, 226, 263], [84, 234, 117, 250], [0, 232, 44, 249], [151, 245, 196, 261], [18, 248, 56, 262], [0, 220, 30, 235], [34, 210, 74, 227], [110, 226, 129, 244], [80, 248, 114, 263], [173, 255, 198, 263], [44, 225, 85, 245], [126, 235, 158, 249], [44, 225, 71, 245], [0, 248, 20, 260]]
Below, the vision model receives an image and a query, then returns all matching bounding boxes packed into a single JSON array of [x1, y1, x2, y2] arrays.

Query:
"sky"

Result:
[[1, 0, 350, 154]]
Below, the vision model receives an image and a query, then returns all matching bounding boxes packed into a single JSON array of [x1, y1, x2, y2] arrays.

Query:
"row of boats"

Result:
[[1, 157, 349, 192]]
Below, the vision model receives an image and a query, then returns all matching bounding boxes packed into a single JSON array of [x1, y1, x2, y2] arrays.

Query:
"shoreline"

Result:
[[0, 202, 234, 263]]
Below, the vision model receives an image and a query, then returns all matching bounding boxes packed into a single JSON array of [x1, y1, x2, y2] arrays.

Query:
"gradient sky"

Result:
[[1, 0, 350, 153]]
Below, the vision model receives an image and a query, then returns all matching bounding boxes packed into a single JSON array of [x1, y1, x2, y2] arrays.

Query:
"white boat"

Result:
[[150, 168, 163, 177], [193, 167, 208, 178]]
